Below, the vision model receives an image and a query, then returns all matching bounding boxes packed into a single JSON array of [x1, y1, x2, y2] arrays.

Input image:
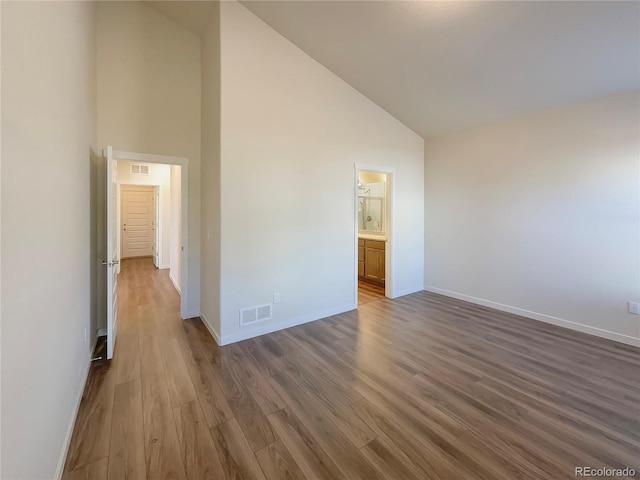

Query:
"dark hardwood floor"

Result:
[[63, 258, 640, 480], [358, 280, 385, 306]]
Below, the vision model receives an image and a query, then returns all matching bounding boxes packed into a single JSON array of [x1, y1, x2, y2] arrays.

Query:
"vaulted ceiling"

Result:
[[144, 1, 216, 35], [147, 1, 640, 138]]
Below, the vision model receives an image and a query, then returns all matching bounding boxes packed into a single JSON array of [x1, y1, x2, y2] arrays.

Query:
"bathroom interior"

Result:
[[357, 171, 387, 305]]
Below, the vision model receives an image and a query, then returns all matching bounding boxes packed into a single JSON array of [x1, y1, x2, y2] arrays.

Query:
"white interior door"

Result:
[[121, 186, 155, 258], [105, 146, 119, 360]]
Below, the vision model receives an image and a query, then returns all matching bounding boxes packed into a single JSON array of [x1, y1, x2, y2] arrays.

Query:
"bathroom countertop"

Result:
[[358, 233, 387, 241]]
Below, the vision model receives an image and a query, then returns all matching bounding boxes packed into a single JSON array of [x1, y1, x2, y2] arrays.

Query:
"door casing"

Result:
[[354, 164, 395, 305]]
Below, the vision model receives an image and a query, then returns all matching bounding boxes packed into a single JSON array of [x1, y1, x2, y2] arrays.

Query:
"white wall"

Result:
[[170, 165, 182, 291], [213, 1, 424, 343], [201, 3, 221, 334], [424, 91, 640, 346], [0, 4, 3, 472], [116, 162, 171, 268], [362, 181, 386, 198], [97, 1, 201, 317], [1, 2, 97, 478]]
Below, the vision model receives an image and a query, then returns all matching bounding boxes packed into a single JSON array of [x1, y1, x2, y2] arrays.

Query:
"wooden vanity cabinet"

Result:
[[358, 238, 385, 286], [358, 239, 365, 277]]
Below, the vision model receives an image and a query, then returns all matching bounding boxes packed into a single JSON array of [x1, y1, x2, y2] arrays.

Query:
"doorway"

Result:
[[102, 147, 189, 359], [120, 185, 157, 260], [115, 162, 176, 277], [355, 165, 393, 307]]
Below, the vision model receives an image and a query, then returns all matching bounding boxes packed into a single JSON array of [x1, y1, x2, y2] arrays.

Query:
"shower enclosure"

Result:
[[358, 195, 384, 232]]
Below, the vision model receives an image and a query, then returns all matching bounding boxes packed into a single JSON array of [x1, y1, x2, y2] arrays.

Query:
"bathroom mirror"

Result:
[[358, 196, 384, 233]]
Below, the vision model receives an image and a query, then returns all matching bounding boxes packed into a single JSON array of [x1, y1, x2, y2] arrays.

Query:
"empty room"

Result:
[[1, 1, 638, 479]]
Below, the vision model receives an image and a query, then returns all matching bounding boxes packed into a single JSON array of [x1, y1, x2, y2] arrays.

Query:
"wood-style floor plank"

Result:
[[64, 363, 115, 471], [62, 457, 109, 480], [270, 362, 376, 448], [215, 348, 278, 452], [267, 408, 345, 480], [108, 379, 146, 480], [267, 371, 387, 480], [358, 280, 385, 306], [226, 343, 286, 415], [173, 401, 225, 480], [255, 440, 307, 480], [350, 398, 462, 480], [115, 332, 141, 385], [178, 334, 234, 428], [140, 368, 186, 480], [211, 419, 266, 480], [62, 258, 640, 480], [158, 337, 197, 408], [360, 436, 428, 480]]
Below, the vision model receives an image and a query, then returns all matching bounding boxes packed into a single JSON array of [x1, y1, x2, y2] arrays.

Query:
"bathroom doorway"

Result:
[[355, 165, 393, 306]]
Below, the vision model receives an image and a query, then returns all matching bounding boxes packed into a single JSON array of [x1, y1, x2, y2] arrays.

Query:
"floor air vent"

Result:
[[240, 304, 272, 326]]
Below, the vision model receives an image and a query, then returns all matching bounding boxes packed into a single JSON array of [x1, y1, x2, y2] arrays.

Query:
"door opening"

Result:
[[102, 147, 189, 359], [119, 185, 156, 260], [354, 166, 393, 307]]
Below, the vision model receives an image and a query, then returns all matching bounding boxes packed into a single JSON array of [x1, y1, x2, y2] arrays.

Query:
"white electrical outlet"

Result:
[[628, 302, 640, 315], [273, 292, 281, 304]]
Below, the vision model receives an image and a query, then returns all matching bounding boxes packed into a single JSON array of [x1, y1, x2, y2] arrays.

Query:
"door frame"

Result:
[[354, 164, 395, 305], [154, 186, 160, 268], [113, 150, 190, 319]]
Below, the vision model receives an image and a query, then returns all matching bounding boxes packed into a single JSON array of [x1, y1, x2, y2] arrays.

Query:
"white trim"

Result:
[[355, 164, 397, 175], [179, 164, 189, 320], [155, 186, 161, 269], [199, 312, 221, 345], [169, 272, 181, 294], [353, 171, 359, 307], [385, 173, 394, 299], [112, 150, 190, 320], [423, 285, 640, 348], [217, 303, 357, 346], [113, 150, 188, 167], [159, 264, 170, 270], [54, 359, 91, 480]]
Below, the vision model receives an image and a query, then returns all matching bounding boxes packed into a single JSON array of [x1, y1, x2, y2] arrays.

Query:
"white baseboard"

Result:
[[199, 312, 221, 345], [159, 264, 170, 270], [423, 285, 640, 347], [54, 357, 91, 480], [203, 303, 357, 346], [169, 272, 181, 294], [391, 285, 424, 299]]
